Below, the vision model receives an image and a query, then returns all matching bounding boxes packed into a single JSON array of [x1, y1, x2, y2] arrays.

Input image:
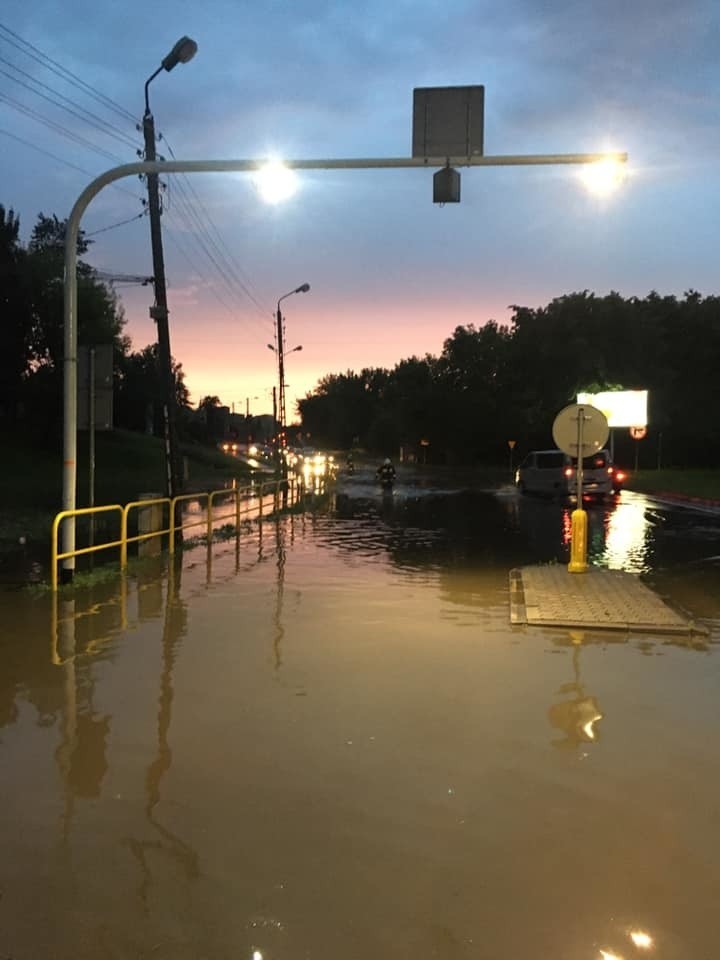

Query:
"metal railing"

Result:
[[51, 475, 304, 590]]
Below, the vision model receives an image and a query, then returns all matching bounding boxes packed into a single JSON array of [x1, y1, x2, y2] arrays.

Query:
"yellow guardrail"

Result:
[[51, 504, 125, 591], [51, 475, 303, 590]]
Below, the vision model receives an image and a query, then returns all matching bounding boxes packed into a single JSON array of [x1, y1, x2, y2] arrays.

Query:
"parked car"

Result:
[[515, 448, 615, 499]]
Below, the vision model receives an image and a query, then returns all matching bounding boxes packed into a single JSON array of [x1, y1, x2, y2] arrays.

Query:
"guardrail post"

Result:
[[120, 506, 129, 570], [138, 492, 163, 558], [169, 496, 177, 554]]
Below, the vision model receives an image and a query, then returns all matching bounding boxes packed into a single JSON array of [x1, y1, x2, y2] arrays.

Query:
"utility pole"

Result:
[[276, 304, 287, 458], [141, 36, 197, 501], [272, 387, 280, 480], [142, 108, 181, 499], [273, 283, 310, 492]]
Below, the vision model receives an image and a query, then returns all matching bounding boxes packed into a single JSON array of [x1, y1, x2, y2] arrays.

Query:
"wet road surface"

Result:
[[1, 472, 719, 958]]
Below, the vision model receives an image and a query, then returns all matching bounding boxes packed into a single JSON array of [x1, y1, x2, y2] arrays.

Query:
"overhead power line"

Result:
[[162, 226, 241, 321], [0, 21, 274, 345], [0, 56, 139, 149], [0, 20, 138, 125], [162, 135, 272, 321], [0, 128, 145, 202], [163, 173, 271, 330], [0, 91, 125, 164], [86, 211, 147, 237]]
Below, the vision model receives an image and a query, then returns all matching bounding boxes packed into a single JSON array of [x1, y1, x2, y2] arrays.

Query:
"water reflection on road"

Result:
[[1, 477, 719, 959]]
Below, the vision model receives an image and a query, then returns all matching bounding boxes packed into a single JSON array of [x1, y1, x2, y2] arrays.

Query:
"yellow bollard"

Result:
[[568, 508, 589, 573]]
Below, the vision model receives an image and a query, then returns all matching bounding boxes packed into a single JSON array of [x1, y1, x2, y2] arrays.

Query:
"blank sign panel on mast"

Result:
[[412, 85, 485, 158]]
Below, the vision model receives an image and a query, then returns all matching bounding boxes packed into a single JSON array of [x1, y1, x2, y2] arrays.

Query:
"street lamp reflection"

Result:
[[548, 641, 604, 749], [630, 930, 654, 949]]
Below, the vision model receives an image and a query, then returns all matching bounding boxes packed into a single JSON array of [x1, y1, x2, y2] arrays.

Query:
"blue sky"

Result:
[[1, 0, 718, 415]]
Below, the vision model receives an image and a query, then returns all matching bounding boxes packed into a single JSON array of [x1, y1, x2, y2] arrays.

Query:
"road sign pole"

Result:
[[576, 409, 585, 504], [553, 403, 608, 575], [568, 407, 589, 574]]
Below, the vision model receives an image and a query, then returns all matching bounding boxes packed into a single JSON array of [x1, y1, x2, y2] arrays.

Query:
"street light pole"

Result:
[[142, 36, 197, 500], [274, 284, 310, 479], [275, 304, 286, 447]]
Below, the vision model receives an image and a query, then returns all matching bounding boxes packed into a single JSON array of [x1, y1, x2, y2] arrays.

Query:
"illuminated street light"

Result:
[[255, 160, 298, 203], [579, 157, 626, 196]]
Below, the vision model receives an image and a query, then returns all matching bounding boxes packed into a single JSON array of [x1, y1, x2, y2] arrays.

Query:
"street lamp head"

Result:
[[295, 283, 310, 294], [579, 156, 626, 197], [291, 345, 303, 353], [267, 344, 276, 352], [162, 36, 198, 72]]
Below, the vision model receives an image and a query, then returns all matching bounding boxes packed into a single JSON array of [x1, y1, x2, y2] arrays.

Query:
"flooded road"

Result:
[[1, 474, 719, 959]]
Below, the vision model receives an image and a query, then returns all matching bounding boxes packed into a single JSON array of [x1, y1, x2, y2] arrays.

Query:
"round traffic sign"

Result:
[[629, 425, 647, 440], [552, 404, 609, 458]]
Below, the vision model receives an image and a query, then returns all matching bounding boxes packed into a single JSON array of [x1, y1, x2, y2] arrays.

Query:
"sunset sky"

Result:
[[1, 0, 717, 419]]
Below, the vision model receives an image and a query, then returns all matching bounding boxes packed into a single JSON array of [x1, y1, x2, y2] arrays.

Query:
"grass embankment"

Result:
[[627, 469, 720, 502], [0, 428, 255, 542]]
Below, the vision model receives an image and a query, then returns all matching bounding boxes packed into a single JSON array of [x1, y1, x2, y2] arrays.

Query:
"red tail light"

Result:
[[615, 470, 627, 482]]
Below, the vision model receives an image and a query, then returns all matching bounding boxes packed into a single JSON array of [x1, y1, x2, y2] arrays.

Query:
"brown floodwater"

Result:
[[1, 481, 719, 959]]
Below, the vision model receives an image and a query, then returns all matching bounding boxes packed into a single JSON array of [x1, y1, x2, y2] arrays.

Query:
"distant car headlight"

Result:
[[249, 444, 258, 456]]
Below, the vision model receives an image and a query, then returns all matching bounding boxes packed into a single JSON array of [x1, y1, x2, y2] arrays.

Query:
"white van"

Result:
[[515, 449, 615, 499]]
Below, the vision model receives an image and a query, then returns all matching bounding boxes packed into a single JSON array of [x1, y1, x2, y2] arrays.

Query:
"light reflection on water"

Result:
[[0, 482, 719, 959]]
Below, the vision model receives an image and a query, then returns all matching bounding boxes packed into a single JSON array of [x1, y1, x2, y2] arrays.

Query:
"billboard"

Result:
[[576, 390, 648, 428]]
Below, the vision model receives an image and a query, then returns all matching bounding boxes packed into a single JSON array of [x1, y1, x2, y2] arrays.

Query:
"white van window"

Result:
[[536, 452, 566, 469]]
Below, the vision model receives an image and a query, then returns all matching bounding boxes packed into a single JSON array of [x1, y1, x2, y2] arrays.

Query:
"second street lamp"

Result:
[[142, 35, 197, 500], [272, 284, 310, 480], [267, 342, 303, 478]]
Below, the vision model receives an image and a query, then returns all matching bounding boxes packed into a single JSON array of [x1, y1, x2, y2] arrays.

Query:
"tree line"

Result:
[[0, 204, 192, 443], [298, 290, 720, 468], [3, 203, 718, 467]]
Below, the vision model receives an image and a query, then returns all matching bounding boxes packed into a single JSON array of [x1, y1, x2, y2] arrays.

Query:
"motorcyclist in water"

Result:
[[376, 457, 396, 487]]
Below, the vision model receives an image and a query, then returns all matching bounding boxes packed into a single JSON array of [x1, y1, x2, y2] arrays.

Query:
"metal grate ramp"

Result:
[[510, 565, 707, 635]]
